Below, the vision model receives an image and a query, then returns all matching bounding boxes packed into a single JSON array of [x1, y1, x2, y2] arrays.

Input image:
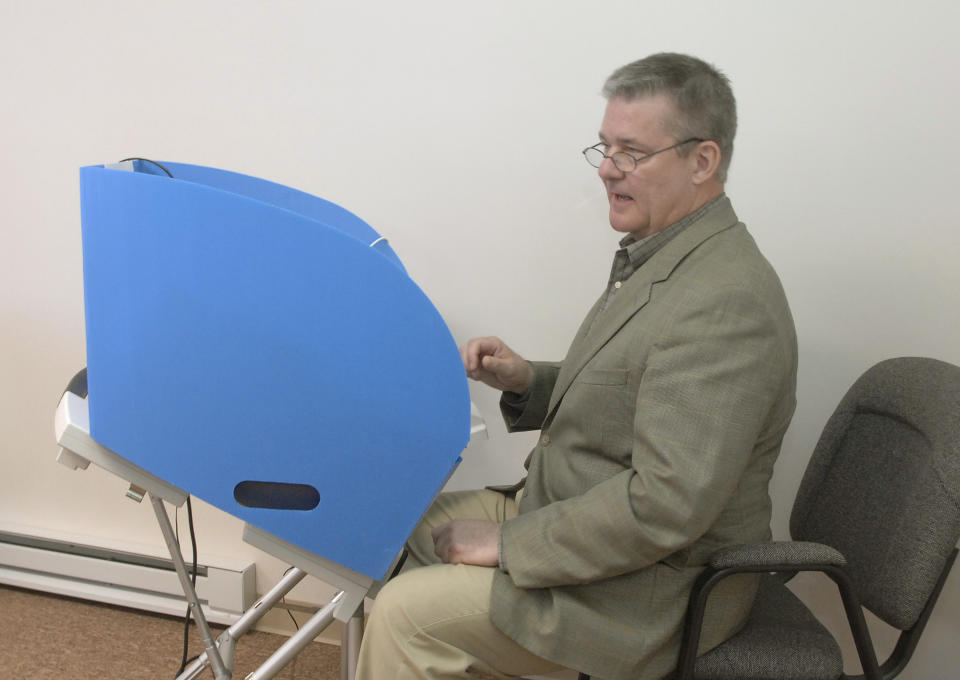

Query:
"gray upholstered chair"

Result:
[[664, 356, 960, 680]]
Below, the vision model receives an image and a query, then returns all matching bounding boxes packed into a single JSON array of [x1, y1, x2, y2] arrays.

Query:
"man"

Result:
[[356, 52, 797, 680]]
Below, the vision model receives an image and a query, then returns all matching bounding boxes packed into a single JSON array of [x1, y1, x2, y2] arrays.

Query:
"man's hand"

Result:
[[460, 337, 534, 394], [431, 519, 501, 567]]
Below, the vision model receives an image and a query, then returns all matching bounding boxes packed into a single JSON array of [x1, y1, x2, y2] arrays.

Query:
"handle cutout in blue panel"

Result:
[[234, 481, 321, 511]]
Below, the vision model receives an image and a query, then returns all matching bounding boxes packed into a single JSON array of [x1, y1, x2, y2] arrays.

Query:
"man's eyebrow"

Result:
[[598, 132, 647, 149]]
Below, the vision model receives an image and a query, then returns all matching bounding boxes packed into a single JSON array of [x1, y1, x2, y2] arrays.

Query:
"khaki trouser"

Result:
[[355, 489, 566, 679]]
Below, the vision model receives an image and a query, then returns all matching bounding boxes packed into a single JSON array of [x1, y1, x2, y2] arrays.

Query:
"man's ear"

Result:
[[691, 140, 722, 185]]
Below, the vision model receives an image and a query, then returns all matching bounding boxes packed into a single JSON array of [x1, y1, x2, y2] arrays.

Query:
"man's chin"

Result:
[[608, 214, 642, 235]]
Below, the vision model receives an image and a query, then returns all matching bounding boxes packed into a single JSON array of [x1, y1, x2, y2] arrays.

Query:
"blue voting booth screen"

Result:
[[79, 161, 470, 579]]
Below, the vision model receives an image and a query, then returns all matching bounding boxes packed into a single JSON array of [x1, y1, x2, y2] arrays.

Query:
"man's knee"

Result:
[[369, 563, 495, 636], [368, 564, 442, 635]]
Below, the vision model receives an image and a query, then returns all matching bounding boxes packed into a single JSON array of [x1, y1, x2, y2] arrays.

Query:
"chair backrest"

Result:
[[790, 357, 960, 631]]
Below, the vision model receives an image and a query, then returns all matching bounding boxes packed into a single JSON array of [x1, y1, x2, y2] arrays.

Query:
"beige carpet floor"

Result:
[[0, 584, 341, 679]]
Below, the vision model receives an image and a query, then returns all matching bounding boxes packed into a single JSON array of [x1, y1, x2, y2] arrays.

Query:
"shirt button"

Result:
[[541, 434, 551, 446], [614, 281, 622, 289]]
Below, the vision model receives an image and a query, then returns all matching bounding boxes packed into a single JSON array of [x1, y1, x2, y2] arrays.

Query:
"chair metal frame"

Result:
[[674, 546, 958, 680]]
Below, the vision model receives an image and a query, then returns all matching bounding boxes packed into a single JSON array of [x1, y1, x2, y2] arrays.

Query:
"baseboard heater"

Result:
[[0, 528, 256, 625]]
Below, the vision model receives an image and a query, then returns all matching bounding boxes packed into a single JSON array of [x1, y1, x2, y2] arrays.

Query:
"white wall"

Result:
[[2, 0, 958, 674]]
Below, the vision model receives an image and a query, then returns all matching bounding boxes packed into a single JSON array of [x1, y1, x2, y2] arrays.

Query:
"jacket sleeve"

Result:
[[498, 282, 795, 588], [500, 361, 562, 432]]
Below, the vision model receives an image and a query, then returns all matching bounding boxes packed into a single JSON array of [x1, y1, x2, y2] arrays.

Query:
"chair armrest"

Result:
[[708, 540, 847, 571], [675, 542, 853, 679]]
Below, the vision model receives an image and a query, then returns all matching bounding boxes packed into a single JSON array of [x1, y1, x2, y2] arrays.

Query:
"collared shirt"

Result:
[[600, 195, 725, 311]]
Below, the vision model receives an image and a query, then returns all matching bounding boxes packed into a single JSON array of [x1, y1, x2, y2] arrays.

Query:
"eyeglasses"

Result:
[[582, 138, 704, 173]]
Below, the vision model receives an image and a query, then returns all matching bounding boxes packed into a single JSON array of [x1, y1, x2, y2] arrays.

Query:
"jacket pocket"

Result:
[[567, 368, 635, 461]]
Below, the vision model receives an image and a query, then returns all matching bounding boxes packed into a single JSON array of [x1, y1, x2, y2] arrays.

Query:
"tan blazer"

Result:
[[491, 197, 797, 680]]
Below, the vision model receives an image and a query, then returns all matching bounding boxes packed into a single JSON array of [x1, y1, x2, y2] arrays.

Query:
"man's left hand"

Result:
[[431, 519, 501, 567]]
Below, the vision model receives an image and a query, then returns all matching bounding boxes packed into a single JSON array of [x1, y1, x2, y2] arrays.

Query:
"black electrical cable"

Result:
[[280, 567, 301, 631], [174, 496, 200, 677], [119, 157, 174, 178]]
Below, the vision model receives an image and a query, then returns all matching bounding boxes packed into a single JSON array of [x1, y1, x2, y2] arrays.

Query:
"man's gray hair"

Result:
[[602, 53, 737, 182]]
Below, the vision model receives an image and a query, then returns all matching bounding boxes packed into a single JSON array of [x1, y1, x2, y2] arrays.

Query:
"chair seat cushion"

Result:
[[693, 575, 843, 680]]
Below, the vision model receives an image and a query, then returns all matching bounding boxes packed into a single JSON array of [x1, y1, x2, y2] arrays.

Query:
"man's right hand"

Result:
[[460, 336, 534, 395]]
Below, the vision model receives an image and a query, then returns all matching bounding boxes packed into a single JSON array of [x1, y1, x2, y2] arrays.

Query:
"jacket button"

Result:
[[541, 434, 551, 446]]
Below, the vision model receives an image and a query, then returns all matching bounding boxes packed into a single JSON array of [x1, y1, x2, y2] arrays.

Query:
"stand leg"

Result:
[[177, 567, 307, 680], [225, 567, 309, 639], [340, 605, 363, 680], [149, 493, 230, 680], [176, 655, 212, 680], [175, 567, 310, 680], [245, 592, 345, 680]]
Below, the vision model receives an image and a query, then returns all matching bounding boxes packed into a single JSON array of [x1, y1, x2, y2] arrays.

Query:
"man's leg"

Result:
[[357, 489, 563, 679], [357, 562, 563, 679]]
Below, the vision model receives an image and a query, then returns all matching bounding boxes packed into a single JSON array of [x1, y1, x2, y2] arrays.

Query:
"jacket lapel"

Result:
[[545, 197, 741, 416]]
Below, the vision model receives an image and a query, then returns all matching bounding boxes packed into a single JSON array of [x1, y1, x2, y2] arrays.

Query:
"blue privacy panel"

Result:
[[79, 161, 469, 579]]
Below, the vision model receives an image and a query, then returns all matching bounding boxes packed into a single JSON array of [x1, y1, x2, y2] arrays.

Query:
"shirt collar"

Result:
[[617, 194, 725, 275]]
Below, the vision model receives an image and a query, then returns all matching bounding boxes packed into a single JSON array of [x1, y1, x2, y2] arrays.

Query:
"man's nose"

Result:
[[597, 155, 623, 180]]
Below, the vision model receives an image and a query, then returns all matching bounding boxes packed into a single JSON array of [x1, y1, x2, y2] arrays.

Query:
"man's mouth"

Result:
[[612, 193, 633, 202]]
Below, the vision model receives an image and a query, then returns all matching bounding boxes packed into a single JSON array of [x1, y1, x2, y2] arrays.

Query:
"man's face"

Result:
[[596, 95, 701, 239]]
